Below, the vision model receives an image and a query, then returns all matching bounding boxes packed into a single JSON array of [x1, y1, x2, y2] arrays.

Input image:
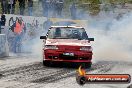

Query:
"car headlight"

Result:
[[80, 46, 92, 51], [44, 45, 58, 50]]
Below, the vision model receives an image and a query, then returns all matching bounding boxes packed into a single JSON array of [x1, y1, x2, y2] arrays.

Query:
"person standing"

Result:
[[1, 0, 8, 14], [1, 14, 6, 26], [13, 18, 25, 53], [50, 0, 56, 17], [55, 0, 64, 17], [18, 0, 25, 15], [70, 3, 77, 19], [0, 14, 6, 34], [0, 19, 1, 34], [28, 0, 33, 16], [7, 0, 16, 14], [41, 0, 49, 17]]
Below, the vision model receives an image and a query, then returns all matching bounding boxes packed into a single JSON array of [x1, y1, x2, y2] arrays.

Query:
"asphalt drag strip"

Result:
[[1, 56, 130, 88], [0, 61, 115, 84]]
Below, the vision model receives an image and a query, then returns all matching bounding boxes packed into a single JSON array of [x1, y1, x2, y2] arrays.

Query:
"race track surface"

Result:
[[0, 54, 132, 88]]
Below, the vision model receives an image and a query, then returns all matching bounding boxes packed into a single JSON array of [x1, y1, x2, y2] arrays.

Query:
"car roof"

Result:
[[50, 26, 84, 29]]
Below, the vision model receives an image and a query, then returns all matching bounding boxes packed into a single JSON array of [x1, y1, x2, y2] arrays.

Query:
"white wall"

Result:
[[0, 34, 9, 57]]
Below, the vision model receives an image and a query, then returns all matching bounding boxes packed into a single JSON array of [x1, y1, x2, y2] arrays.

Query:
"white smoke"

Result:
[[21, 11, 132, 62], [30, 38, 43, 58], [87, 13, 132, 62], [21, 35, 43, 59]]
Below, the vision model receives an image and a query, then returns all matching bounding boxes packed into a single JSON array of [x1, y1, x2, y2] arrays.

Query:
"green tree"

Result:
[[77, 0, 101, 15]]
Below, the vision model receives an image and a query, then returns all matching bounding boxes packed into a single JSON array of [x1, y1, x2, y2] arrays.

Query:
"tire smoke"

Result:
[[88, 13, 132, 62]]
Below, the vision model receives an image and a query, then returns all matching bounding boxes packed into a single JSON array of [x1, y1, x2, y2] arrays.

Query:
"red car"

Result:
[[40, 26, 94, 67]]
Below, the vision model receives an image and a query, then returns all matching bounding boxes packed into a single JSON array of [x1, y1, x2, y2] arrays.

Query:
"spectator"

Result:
[[41, 0, 47, 17], [70, 3, 77, 19], [18, 0, 25, 15], [19, 17, 26, 33], [55, 0, 64, 17], [41, 0, 50, 17], [12, 18, 25, 53], [0, 19, 1, 34], [1, 14, 6, 26], [28, 0, 33, 16], [7, 0, 16, 14], [49, 0, 56, 17], [1, 0, 8, 14]]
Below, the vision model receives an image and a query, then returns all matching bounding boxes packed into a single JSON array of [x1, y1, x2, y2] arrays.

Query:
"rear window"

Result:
[[47, 27, 88, 40]]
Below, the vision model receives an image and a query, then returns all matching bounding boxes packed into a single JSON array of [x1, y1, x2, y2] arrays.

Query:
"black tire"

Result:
[[85, 62, 92, 68], [81, 62, 92, 69], [43, 60, 51, 66], [43, 60, 53, 67]]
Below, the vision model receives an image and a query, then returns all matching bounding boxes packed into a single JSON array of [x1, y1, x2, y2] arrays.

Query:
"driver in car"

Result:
[[54, 28, 61, 38]]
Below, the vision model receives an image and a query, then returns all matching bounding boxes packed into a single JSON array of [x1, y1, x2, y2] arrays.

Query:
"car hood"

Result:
[[45, 39, 91, 46]]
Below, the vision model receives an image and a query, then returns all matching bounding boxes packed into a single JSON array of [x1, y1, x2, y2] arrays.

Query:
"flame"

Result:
[[78, 66, 86, 76]]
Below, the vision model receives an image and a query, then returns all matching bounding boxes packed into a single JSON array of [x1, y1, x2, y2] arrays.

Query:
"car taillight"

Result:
[[44, 45, 58, 50], [80, 46, 92, 51]]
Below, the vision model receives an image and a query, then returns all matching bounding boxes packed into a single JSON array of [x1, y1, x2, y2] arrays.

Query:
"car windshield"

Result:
[[47, 27, 88, 40]]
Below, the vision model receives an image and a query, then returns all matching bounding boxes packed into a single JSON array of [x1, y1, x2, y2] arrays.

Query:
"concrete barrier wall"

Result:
[[0, 14, 88, 53], [0, 34, 9, 57]]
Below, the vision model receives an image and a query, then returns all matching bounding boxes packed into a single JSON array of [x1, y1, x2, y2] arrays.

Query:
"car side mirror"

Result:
[[40, 36, 46, 39], [88, 38, 94, 41]]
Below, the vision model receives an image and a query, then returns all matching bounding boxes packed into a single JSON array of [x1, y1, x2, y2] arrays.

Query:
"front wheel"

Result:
[[43, 60, 53, 67], [81, 62, 92, 68], [43, 60, 49, 66]]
